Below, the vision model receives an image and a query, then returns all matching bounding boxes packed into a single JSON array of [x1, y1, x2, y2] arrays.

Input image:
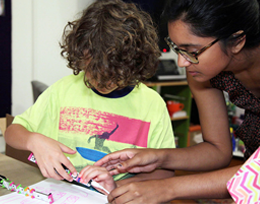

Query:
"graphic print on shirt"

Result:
[[59, 107, 150, 161], [88, 123, 119, 153]]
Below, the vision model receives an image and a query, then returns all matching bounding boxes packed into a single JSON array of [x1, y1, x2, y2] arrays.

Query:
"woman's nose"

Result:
[[177, 54, 192, 68]]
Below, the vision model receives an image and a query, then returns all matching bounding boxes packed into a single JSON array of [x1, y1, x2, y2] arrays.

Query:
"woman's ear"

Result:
[[231, 30, 246, 54]]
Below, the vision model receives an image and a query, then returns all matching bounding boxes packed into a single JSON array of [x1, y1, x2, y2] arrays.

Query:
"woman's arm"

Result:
[[107, 165, 241, 204], [177, 73, 232, 170], [96, 73, 232, 172], [116, 169, 175, 187], [159, 73, 232, 171]]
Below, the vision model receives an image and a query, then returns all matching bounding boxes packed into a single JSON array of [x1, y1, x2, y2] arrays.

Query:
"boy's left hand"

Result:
[[78, 165, 116, 195]]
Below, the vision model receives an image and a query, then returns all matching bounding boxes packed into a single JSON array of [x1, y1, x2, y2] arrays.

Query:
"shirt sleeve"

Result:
[[147, 101, 176, 149], [13, 85, 60, 140]]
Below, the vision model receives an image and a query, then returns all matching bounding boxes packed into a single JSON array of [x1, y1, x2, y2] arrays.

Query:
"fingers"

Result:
[[29, 136, 77, 182], [38, 162, 65, 181], [95, 149, 139, 174], [38, 158, 75, 182], [78, 165, 116, 194], [54, 164, 73, 182], [58, 143, 77, 181], [107, 154, 146, 174], [35, 150, 76, 182], [95, 152, 125, 168], [108, 185, 134, 204], [79, 165, 109, 184], [61, 159, 78, 180], [60, 143, 77, 155], [108, 181, 165, 204], [79, 165, 98, 184]]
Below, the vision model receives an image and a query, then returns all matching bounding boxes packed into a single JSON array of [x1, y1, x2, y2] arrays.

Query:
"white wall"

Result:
[[11, 0, 94, 116]]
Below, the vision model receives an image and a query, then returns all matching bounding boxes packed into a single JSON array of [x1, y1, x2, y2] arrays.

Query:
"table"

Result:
[[0, 153, 44, 196]]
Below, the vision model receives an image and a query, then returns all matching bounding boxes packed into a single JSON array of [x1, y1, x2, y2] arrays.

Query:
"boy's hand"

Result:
[[78, 165, 116, 195], [29, 133, 77, 182]]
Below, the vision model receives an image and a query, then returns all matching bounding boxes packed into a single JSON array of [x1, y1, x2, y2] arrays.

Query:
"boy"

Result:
[[5, 0, 175, 189]]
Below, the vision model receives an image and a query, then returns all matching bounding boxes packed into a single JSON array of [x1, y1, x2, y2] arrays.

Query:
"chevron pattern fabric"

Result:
[[227, 147, 260, 204]]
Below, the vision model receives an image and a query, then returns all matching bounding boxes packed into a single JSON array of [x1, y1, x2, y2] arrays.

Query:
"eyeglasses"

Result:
[[164, 36, 219, 64]]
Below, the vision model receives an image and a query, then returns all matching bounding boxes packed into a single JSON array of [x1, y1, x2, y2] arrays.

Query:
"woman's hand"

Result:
[[29, 133, 77, 182], [108, 179, 171, 204], [95, 148, 164, 175], [79, 165, 116, 195]]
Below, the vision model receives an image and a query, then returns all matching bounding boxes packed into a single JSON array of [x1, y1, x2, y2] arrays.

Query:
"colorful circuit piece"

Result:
[[0, 175, 54, 203]]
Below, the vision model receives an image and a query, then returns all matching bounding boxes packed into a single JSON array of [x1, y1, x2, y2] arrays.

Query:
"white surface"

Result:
[[233, 150, 244, 158], [0, 178, 107, 204], [0, 136, 5, 153], [158, 75, 186, 80], [12, 0, 94, 116], [192, 133, 203, 144], [172, 110, 187, 118]]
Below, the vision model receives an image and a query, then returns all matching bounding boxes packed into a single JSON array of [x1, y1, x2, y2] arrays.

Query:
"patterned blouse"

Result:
[[210, 71, 260, 160]]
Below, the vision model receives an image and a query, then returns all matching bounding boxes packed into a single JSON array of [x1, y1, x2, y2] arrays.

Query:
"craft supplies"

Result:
[[28, 153, 110, 195], [0, 174, 54, 203]]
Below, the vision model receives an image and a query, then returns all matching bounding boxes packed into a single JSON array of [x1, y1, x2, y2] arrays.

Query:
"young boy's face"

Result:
[[85, 72, 119, 94]]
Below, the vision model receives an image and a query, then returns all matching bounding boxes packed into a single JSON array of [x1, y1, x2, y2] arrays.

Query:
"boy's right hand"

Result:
[[78, 165, 116, 195], [29, 133, 77, 182]]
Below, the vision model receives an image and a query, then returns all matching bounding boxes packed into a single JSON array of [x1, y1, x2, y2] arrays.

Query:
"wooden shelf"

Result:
[[144, 80, 191, 148], [144, 81, 188, 87], [233, 150, 244, 158], [171, 116, 189, 121]]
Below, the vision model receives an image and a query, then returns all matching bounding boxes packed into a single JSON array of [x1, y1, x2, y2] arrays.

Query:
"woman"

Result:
[[95, 0, 260, 203]]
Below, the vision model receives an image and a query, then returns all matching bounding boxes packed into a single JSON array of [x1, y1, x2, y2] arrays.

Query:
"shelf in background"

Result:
[[144, 81, 188, 87], [171, 116, 189, 121], [233, 150, 244, 158], [144, 80, 191, 148]]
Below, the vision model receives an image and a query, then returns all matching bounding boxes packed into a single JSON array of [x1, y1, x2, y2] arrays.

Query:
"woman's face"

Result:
[[168, 20, 232, 82]]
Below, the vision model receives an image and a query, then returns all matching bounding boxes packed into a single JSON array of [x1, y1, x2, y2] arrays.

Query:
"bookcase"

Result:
[[145, 81, 192, 148]]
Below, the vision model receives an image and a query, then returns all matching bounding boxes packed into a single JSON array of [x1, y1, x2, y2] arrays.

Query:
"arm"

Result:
[[116, 169, 175, 187], [96, 74, 232, 172], [175, 73, 232, 170], [107, 165, 241, 204], [4, 124, 77, 181], [154, 73, 232, 171]]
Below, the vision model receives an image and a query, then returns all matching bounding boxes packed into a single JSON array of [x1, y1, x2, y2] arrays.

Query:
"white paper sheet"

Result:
[[0, 178, 108, 204]]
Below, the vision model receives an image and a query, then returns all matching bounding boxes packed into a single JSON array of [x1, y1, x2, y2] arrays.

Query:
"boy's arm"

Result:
[[5, 124, 37, 151], [5, 124, 77, 182]]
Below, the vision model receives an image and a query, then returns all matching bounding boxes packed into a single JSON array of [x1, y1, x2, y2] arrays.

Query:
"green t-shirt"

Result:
[[13, 72, 175, 180]]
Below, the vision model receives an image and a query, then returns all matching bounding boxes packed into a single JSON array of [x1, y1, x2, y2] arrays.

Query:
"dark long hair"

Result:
[[163, 0, 260, 48], [60, 0, 161, 89]]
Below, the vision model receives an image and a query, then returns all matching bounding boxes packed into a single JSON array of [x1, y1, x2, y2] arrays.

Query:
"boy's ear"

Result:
[[231, 30, 246, 54]]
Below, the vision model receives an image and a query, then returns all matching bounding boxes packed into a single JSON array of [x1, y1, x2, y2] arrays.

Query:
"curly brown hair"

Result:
[[60, 0, 161, 89]]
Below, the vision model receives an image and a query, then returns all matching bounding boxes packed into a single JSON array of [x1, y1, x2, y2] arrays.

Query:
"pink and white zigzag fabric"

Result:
[[227, 147, 260, 204]]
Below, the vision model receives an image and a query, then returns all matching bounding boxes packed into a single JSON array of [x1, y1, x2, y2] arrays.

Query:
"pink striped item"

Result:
[[227, 147, 260, 204]]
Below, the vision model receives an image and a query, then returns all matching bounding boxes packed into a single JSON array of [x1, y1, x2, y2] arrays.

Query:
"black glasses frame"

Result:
[[164, 37, 219, 64]]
